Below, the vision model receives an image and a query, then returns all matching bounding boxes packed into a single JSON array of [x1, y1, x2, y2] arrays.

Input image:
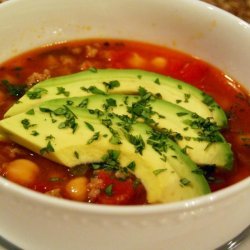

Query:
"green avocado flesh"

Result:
[[37, 95, 232, 169], [4, 69, 227, 128], [0, 69, 234, 203], [0, 100, 210, 203]]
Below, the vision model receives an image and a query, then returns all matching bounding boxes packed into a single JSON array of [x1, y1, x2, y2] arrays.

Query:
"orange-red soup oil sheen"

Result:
[[0, 39, 249, 205]]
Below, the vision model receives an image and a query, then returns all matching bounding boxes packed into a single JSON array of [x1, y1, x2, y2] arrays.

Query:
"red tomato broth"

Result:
[[0, 39, 249, 203]]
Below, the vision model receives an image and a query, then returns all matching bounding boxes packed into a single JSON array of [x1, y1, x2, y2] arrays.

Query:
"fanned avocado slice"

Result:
[[0, 99, 211, 204], [42, 94, 232, 169], [4, 69, 227, 127]]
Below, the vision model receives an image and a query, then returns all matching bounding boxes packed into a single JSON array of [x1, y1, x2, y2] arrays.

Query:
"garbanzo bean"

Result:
[[127, 53, 146, 67], [63, 177, 88, 201], [151, 57, 167, 69], [4, 159, 40, 187]]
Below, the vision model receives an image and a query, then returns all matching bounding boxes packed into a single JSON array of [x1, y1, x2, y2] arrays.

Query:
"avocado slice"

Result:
[[0, 99, 210, 203], [35, 94, 232, 169], [4, 69, 227, 128]]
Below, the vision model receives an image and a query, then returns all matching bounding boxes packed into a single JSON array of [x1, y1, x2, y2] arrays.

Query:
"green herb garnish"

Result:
[[124, 132, 145, 155], [31, 130, 39, 136], [180, 178, 191, 186], [127, 161, 136, 171], [81, 86, 106, 95], [40, 141, 55, 155], [154, 78, 161, 85], [105, 184, 113, 196], [88, 67, 98, 73], [153, 168, 167, 176], [27, 87, 48, 99], [21, 119, 36, 129], [103, 80, 120, 90], [26, 109, 35, 115], [74, 151, 79, 159], [56, 87, 70, 97], [2, 80, 26, 98], [84, 121, 95, 131], [49, 177, 63, 182], [87, 131, 100, 144]]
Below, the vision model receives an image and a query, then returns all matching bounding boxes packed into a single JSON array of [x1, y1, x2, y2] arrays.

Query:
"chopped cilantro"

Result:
[[27, 87, 48, 99], [160, 154, 167, 162], [56, 87, 70, 97], [109, 134, 122, 145], [84, 121, 95, 131], [81, 86, 106, 95], [26, 109, 35, 115], [202, 93, 215, 106], [192, 168, 205, 175], [90, 150, 121, 171], [74, 151, 79, 159], [181, 145, 193, 154], [77, 98, 89, 108], [147, 129, 171, 155], [31, 130, 39, 136], [40, 141, 55, 155], [184, 93, 191, 103], [105, 184, 113, 196], [66, 100, 74, 106], [180, 178, 191, 186], [88, 67, 98, 73], [88, 108, 104, 117], [103, 98, 117, 111], [127, 161, 136, 171], [2, 79, 26, 98], [52, 105, 78, 133], [103, 80, 120, 90], [124, 132, 145, 155], [69, 165, 89, 176], [87, 131, 100, 144], [21, 119, 36, 129], [153, 168, 167, 176], [46, 135, 55, 141], [176, 112, 188, 117], [108, 127, 122, 145], [49, 177, 63, 182], [154, 78, 161, 85], [101, 118, 112, 127]]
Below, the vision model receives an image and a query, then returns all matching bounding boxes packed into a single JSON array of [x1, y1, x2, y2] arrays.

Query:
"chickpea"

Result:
[[45, 188, 62, 198], [4, 159, 40, 187], [127, 53, 146, 68], [63, 177, 88, 202], [151, 57, 167, 69]]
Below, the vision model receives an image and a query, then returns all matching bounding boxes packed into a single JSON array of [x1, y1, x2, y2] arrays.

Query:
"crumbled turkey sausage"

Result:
[[26, 69, 51, 86]]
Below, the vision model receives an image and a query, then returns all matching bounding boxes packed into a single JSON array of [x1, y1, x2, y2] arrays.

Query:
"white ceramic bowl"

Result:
[[0, 0, 249, 249]]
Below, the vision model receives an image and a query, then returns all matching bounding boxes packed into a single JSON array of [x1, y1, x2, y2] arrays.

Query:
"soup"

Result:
[[0, 39, 249, 205]]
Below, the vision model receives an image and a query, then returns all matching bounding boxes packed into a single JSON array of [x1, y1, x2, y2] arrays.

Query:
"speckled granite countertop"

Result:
[[202, 0, 250, 22]]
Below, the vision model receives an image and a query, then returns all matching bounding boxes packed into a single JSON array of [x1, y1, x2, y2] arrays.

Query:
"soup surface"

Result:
[[0, 39, 249, 205]]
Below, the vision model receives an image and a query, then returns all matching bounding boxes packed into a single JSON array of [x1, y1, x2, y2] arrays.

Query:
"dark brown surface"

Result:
[[202, 0, 250, 22]]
